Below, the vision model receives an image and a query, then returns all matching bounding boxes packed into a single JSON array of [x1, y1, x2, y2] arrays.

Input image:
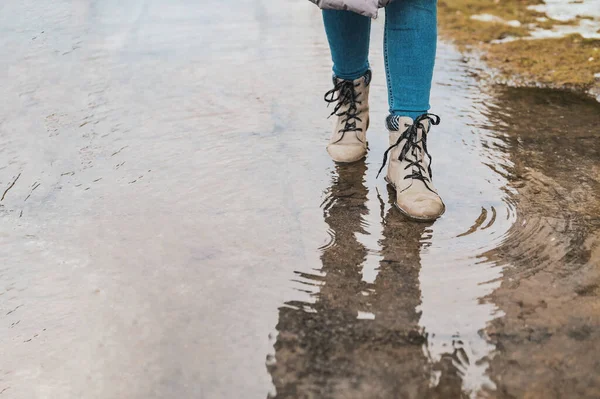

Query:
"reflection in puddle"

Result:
[[268, 156, 510, 397], [269, 162, 441, 398]]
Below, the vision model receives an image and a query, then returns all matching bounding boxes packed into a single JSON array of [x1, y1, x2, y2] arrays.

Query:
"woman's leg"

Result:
[[384, 0, 437, 119], [322, 10, 372, 163], [381, 0, 444, 221], [322, 10, 371, 80]]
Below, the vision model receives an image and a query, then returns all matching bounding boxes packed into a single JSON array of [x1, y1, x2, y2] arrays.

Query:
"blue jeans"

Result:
[[322, 0, 437, 120]]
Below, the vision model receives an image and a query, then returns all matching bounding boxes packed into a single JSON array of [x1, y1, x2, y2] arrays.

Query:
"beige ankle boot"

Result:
[[377, 114, 445, 221], [324, 71, 371, 163]]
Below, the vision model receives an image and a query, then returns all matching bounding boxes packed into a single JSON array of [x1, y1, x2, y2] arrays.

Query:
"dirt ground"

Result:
[[438, 0, 600, 100]]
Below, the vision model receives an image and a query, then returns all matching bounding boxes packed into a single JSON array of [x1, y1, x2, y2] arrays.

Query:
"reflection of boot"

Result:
[[380, 114, 445, 221], [318, 162, 370, 309], [372, 187, 431, 326], [324, 71, 371, 163], [360, 186, 434, 398], [373, 189, 469, 399], [368, 186, 468, 398], [268, 162, 370, 398]]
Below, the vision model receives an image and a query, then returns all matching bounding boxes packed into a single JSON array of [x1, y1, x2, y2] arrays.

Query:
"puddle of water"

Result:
[[1, 1, 599, 398]]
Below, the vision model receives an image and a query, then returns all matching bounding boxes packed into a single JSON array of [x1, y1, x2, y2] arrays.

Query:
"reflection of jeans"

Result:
[[322, 0, 437, 119]]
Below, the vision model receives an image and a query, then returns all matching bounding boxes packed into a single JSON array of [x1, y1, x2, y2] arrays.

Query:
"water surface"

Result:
[[1, 1, 599, 398]]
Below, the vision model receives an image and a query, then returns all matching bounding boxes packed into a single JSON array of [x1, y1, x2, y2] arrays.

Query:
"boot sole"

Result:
[[327, 142, 368, 164], [384, 177, 446, 222], [330, 155, 366, 164]]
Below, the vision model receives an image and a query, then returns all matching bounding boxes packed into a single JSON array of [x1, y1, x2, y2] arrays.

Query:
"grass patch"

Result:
[[438, 0, 600, 89], [485, 35, 600, 88], [438, 0, 544, 45]]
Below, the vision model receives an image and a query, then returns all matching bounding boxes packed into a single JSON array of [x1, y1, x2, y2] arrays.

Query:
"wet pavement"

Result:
[[1, 1, 599, 398]]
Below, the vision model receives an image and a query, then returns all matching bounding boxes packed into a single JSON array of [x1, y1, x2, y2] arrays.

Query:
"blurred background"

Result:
[[439, 0, 600, 99]]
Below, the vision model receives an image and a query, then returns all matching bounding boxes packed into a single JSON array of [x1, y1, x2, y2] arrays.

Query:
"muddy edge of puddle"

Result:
[[482, 87, 600, 398]]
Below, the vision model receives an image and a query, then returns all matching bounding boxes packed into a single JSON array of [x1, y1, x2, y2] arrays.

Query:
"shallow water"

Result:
[[1, 1, 599, 398]]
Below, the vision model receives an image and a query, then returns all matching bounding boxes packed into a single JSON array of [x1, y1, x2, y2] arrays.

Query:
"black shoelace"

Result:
[[376, 114, 441, 190], [323, 79, 363, 144]]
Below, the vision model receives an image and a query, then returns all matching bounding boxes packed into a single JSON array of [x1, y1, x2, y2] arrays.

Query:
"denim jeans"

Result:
[[322, 0, 437, 120]]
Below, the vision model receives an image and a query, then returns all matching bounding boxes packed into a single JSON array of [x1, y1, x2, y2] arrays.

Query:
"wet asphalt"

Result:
[[1, 1, 599, 398]]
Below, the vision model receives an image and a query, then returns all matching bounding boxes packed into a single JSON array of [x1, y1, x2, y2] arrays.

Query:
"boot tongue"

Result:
[[417, 119, 430, 138], [413, 119, 430, 162], [402, 117, 428, 175], [411, 119, 432, 189]]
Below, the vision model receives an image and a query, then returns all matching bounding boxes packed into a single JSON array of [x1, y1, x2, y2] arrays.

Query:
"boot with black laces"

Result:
[[377, 113, 445, 221], [324, 70, 371, 163]]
